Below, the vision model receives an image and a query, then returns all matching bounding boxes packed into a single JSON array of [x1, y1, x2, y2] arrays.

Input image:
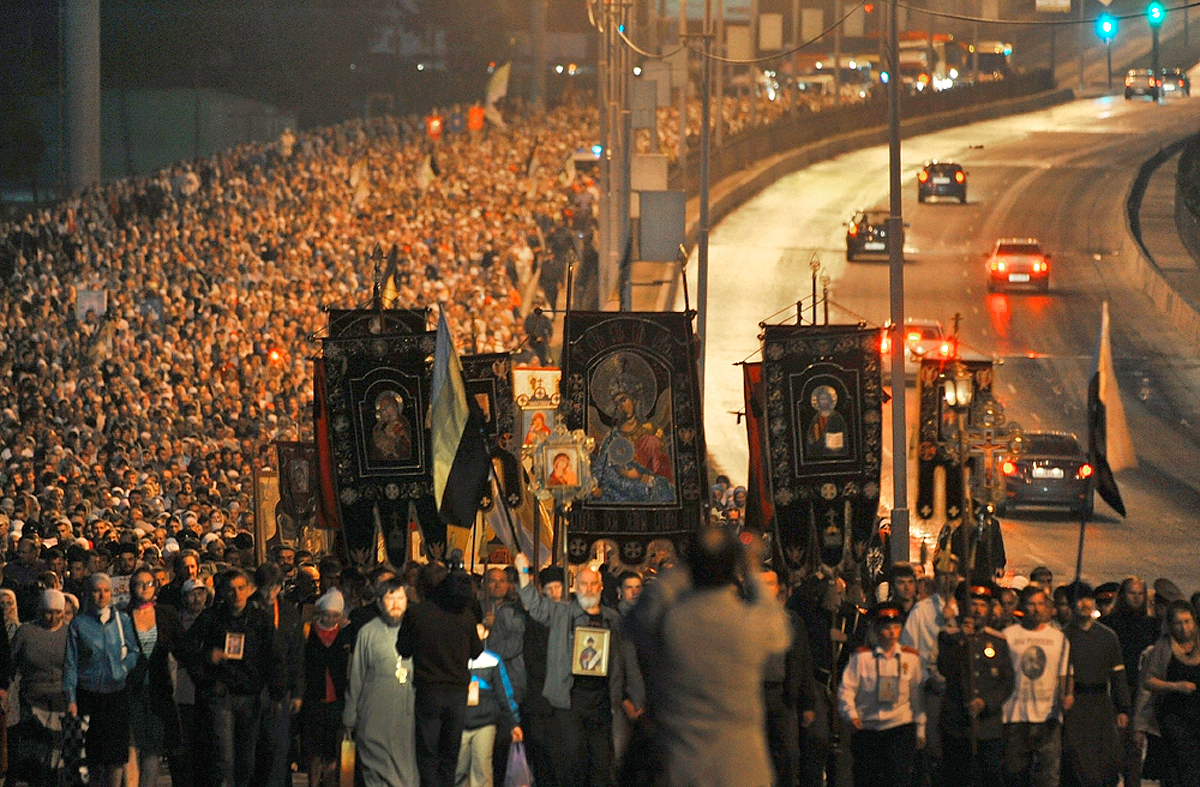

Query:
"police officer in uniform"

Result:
[[838, 601, 926, 787], [937, 583, 1014, 787]]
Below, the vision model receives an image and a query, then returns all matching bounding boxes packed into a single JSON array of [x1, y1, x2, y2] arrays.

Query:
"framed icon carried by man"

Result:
[[572, 626, 610, 676]]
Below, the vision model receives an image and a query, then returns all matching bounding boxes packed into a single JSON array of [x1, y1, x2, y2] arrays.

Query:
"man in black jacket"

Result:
[[252, 562, 304, 787], [396, 560, 483, 787], [185, 567, 286, 787], [938, 583, 1014, 787]]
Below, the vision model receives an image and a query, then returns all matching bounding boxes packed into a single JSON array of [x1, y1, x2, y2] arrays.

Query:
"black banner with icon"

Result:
[[561, 312, 706, 566], [761, 324, 882, 571]]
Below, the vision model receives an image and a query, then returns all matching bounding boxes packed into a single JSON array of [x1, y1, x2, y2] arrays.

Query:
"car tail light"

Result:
[[991, 259, 1006, 272], [906, 331, 922, 344], [1077, 463, 1094, 480], [849, 222, 859, 236], [954, 171, 965, 183], [1126, 74, 1134, 86], [881, 333, 890, 354], [918, 170, 929, 183], [1032, 259, 1046, 273], [1002, 460, 1017, 476]]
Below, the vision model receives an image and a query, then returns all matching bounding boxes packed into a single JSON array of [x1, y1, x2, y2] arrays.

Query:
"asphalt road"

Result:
[[683, 91, 1200, 590]]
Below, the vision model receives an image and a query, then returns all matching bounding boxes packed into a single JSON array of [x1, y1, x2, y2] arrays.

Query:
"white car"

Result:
[[881, 318, 955, 381]]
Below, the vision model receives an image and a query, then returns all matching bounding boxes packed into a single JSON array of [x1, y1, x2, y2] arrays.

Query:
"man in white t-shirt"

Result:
[[1002, 586, 1072, 787]]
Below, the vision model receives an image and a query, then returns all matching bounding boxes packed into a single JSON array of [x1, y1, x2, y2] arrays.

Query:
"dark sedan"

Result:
[[1000, 431, 1094, 516], [917, 161, 967, 203], [846, 209, 892, 261], [1162, 67, 1191, 97]]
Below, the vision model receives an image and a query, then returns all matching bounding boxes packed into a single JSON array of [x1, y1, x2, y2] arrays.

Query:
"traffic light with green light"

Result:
[[1096, 13, 1117, 41], [1147, 1, 1166, 27]]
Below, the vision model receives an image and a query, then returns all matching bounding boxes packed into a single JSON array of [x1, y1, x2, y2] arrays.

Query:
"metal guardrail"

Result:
[[667, 70, 1056, 195]]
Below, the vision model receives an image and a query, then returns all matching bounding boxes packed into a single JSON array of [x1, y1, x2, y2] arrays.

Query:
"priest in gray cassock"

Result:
[[344, 576, 419, 787]]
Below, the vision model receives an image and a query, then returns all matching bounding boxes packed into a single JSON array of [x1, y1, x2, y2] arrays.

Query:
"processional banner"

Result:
[[320, 330, 438, 559], [761, 324, 882, 571], [561, 312, 706, 565]]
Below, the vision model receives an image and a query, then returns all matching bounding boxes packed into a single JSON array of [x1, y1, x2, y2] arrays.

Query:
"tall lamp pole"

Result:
[[698, 0, 713, 410], [886, 0, 909, 567]]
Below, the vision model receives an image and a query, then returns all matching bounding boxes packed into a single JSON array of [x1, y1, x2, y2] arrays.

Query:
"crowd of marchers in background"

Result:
[[0, 66, 1187, 787]]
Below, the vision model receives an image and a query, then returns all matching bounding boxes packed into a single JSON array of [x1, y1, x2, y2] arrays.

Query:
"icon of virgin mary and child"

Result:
[[590, 353, 675, 504]]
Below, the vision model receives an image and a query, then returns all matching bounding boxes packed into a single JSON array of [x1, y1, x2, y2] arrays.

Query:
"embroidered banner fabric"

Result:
[[915, 358, 994, 521], [561, 312, 706, 565], [321, 331, 437, 553], [761, 324, 882, 570]]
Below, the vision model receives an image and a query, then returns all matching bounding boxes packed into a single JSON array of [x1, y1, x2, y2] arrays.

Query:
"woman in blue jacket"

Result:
[[63, 572, 140, 787]]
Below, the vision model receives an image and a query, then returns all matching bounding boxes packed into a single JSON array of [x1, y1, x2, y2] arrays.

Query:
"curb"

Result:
[[1125, 137, 1200, 354]]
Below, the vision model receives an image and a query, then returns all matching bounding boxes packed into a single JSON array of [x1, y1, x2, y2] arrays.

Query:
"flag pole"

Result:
[[1072, 474, 1094, 583]]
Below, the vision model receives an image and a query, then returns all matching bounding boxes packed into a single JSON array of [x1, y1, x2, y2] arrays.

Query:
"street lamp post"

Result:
[[886, 0, 909, 567]]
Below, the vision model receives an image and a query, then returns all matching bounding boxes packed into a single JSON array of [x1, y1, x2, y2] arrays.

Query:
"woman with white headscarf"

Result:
[[9, 588, 68, 783]]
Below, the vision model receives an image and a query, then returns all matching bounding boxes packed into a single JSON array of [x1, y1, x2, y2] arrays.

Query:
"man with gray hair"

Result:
[[514, 552, 642, 787]]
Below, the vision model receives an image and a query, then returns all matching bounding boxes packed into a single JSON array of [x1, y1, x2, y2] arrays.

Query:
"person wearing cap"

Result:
[[301, 587, 353, 787], [838, 601, 926, 787], [182, 567, 286, 787], [1094, 583, 1119, 618], [1099, 577, 1159, 787], [9, 588, 68, 784], [1152, 577, 1184, 613], [937, 582, 1013, 787], [1001, 585, 1071, 787], [518, 565, 564, 787], [1060, 581, 1130, 787]]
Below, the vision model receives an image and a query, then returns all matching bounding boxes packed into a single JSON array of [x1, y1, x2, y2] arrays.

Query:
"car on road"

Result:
[[1161, 67, 1191, 97], [917, 161, 967, 203], [846, 209, 892, 260], [1000, 431, 1094, 516], [880, 318, 955, 380], [986, 238, 1050, 292], [1125, 68, 1161, 100]]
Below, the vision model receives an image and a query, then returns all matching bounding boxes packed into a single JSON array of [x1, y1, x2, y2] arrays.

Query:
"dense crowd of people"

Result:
[[0, 93, 617, 571], [0, 65, 1188, 787], [0, 515, 1192, 787]]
